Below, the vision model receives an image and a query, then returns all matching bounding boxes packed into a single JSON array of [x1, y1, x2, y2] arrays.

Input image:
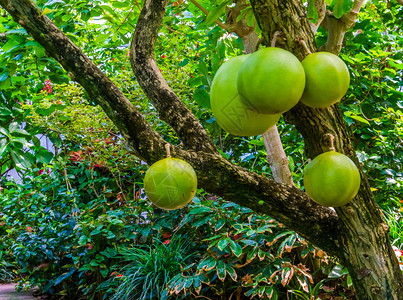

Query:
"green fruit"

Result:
[[210, 55, 280, 136], [300, 52, 350, 108], [237, 47, 305, 114], [303, 151, 361, 207], [144, 157, 197, 210]]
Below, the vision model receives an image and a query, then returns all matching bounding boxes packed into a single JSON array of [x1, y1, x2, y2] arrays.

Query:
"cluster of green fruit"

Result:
[[210, 47, 350, 137], [143, 47, 360, 210]]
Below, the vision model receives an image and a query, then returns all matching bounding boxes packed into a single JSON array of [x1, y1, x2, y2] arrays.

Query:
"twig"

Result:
[[299, 39, 312, 55], [323, 133, 335, 151], [165, 143, 171, 157], [270, 31, 282, 47], [188, 0, 230, 31]]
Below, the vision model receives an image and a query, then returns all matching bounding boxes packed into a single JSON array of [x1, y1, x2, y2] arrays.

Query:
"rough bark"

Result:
[[0, 0, 342, 256], [250, 0, 403, 299]]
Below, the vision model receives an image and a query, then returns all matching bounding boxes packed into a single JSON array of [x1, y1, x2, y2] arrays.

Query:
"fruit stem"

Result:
[[324, 133, 335, 151], [271, 31, 282, 47], [165, 143, 171, 157], [299, 39, 312, 55]]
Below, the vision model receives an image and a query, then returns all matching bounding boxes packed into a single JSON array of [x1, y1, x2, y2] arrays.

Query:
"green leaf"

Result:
[[328, 264, 349, 278], [226, 265, 237, 281], [215, 218, 226, 231], [0, 127, 9, 136], [189, 206, 212, 215], [179, 58, 189, 67], [350, 115, 370, 125], [307, 0, 319, 24], [44, 0, 65, 6], [204, 2, 228, 26], [37, 148, 54, 164], [216, 260, 226, 281], [332, 0, 354, 18], [389, 61, 403, 70], [217, 238, 230, 251], [0, 72, 8, 82], [193, 88, 211, 109], [0, 139, 9, 157], [10, 150, 33, 169], [229, 240, 242, 257]]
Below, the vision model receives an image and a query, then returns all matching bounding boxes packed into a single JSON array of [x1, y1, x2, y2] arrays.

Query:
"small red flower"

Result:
[[88, 244, 93, 250], [26, 226, 32, 233], [115, 274, 124, 277], [163, 240, 170, 245], [163, 232, 172, 239], [161, 55, 166, 58], [38, 169, 44, 175], [0, 222, 5, 226]]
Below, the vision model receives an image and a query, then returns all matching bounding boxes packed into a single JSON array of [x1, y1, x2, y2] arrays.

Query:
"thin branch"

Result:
[[188, 0, 230, 31], [319, 0, 366, 54]]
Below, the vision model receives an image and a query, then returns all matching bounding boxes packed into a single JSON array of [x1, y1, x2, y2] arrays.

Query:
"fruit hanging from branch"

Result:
[[303, 150, 361, 207], [237, 47, 306, 115], [144, 146, 197, 210], [300, 52, 350, 108], [210, 55, 281, 136]]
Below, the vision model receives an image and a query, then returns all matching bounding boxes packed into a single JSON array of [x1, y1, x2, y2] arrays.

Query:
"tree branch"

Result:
[[188, 0, 230, 31], [0, 0, 343, 256], [319, 0, 366, 54], [130, 0, 218, 154], [308, 0, 327, 34]]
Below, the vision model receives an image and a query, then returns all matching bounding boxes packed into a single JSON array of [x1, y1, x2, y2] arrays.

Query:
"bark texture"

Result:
[[250, 0, 403, 298]]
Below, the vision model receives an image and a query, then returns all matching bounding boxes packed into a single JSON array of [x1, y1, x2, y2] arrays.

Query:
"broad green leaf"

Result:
[[350, 115, 370, 125], [37, 148, 54, 164], [226, 265, 237, 281], [179, 58, 189, 67], [229, 240, 242, 257], [216, 260, 226, 281], [0, 139, 9, 157], [0, 127, 9, 136], [217, 238, 230, 251], [0, 107, 12, 116], [189, 206, 212, 215], [204, 2, 228, 26], [10, 150, 33, 169], [0, 72, 8, 82], [44, 0, 65, 6], [193, 88, 210, 109], [389, 61, 403, 70], [307, 0, 319, 24], [328, 264, 349, 278], [215, 218, 226, 231], [8, 122, 18, 133], [332, 0, 354, 18], [10, 128, 30, 136]]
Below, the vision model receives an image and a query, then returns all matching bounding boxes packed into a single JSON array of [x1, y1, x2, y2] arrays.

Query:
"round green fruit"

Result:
[[210, 55, 280, 136], [303, 151, 361, 207], [237, 47, 305, 114], [144, 157, 197, 210], [300, 52, 350, 108]]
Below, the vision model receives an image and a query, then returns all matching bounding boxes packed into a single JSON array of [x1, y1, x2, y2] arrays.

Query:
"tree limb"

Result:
[[188, 0, 230, 31], [319, 0, 366, 54], [130, 0, 218, 154], [0, 0, 342, 256]]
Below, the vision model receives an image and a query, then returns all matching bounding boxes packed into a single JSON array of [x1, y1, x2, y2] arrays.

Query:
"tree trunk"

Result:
[[250, 0, 403, 299]]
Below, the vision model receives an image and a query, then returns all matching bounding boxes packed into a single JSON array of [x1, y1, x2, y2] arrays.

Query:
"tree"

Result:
[[0, 0, 402, 299]]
